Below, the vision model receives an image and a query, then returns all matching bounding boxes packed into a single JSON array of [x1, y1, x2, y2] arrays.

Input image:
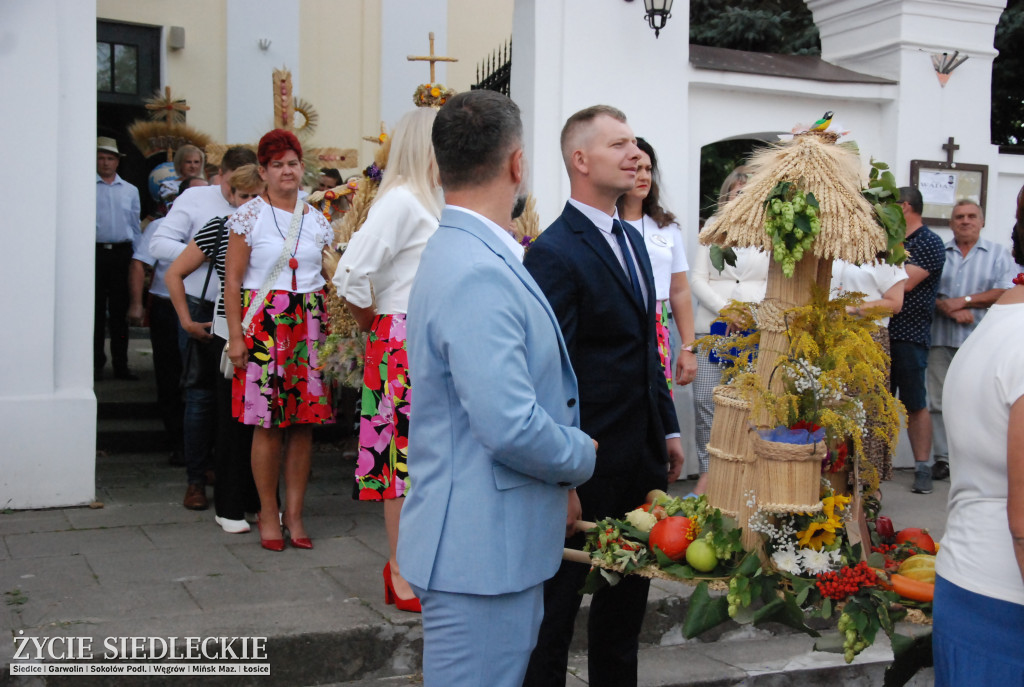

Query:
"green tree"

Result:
[[690, 0, 820, 55], [992, 0, 1024, 148]]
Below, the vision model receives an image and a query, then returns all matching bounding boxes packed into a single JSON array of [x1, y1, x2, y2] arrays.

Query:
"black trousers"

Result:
[[214, 372, 260, 519], [149, 296, 184, 453], [94, 243, 133, 371], [523, 465, 662, 687]]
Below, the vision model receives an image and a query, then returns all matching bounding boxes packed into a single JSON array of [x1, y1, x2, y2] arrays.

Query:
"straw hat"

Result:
[[97, 136, 124, 156]]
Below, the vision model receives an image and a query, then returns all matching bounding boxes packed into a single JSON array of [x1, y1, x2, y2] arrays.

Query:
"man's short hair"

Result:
[[897, 186, 923, 215], [220, 146, 258, 174], [432, 90, 522, 191], [559, 105, 627, 168]]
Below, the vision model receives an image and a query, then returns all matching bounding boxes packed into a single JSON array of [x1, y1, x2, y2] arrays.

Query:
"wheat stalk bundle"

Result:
[[699, 132, 886, 265]]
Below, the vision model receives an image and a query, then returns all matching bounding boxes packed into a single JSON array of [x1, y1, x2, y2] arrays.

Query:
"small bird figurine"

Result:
[[810, 110, 834, 132]]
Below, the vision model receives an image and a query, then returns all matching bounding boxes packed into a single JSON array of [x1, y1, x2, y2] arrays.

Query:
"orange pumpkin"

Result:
[[894, 528, 937, 554], [648, 516, 693, 561]]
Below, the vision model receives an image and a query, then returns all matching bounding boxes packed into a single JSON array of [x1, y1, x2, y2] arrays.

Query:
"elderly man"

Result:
[[523, 106, 684, 687], [929, 200, 1016, 485], [95, 137, 141, 381], [398, 91, 595, 687]]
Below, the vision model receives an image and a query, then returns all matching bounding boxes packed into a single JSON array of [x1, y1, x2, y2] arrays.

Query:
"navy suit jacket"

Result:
[[524, 202, 678, 496]]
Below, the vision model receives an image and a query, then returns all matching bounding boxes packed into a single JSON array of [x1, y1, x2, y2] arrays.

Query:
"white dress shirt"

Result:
[[446, 205, 525, 262]]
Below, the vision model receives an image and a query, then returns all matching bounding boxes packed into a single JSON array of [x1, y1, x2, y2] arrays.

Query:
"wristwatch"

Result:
[[681, 345, 694, 353], [964, 295, 973, 305]]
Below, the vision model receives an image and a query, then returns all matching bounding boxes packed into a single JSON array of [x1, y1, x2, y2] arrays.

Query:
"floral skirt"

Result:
[[232, 289, 334, 428], [354, 313, 411, 501], [656, 301, 673, 396]]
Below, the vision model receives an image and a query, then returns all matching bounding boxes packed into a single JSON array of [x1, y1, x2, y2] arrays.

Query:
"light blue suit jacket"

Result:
[[397, 207, 596, 596]]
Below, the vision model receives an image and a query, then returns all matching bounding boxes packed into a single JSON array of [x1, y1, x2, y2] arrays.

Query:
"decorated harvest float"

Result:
[[564, 128, 936, 684]]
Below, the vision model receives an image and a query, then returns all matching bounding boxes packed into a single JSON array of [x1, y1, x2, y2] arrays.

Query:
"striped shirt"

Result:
[[193, 216, 230, 323], [931, 237, 1016, 348]]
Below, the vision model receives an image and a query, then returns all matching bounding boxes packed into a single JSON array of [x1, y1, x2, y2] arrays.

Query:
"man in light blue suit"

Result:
[[397, 90, 597, 686]]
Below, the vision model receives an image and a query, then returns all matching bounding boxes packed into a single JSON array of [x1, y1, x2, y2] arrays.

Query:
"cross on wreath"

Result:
[[407, 32, 458, 83]]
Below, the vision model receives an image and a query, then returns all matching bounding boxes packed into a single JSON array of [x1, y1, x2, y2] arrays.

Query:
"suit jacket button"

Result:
[[567, 398, 576, 407]]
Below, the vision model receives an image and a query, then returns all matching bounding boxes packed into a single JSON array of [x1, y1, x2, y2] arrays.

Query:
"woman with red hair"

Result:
[[224, 129, 335, 551]]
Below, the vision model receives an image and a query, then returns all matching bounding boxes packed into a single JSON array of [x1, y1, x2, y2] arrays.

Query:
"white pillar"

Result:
[[0, 0, 97, 508], [225, 0, 301, 143], [512, 0, 690, 227], [808, 0, 1006, 196], [380, 0, 450, 127]]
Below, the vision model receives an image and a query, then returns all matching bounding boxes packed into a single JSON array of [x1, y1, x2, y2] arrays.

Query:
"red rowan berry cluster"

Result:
[[816, 561, 878, 601], [870, 543, 896, 555]]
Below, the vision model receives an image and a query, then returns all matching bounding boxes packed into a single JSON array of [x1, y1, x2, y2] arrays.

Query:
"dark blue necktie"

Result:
[[611, 220, 644, 306]]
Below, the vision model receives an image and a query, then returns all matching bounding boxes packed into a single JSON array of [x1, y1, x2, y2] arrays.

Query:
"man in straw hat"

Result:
[[523, 105, 684, 687], [95, 136, 141, 380]]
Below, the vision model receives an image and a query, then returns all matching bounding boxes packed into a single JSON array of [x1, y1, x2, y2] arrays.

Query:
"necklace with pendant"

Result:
[[268, 193, 304, 291]]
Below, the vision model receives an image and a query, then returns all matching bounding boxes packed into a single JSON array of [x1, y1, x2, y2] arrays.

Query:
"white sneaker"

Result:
[[215, 516, 251, 534]]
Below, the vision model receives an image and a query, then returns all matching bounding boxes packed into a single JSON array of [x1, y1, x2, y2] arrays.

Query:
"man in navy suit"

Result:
[[398, 91, 596, 687], [523, 105, 685, 687]]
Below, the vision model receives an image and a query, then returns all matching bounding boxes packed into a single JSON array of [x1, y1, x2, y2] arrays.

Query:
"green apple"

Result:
[[685, 538, 718, 572]]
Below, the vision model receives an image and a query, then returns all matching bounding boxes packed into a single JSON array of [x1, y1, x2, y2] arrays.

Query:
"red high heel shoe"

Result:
[[282, 519, 313, 550], [257, 514, 285, 552], [383, 561, 421, 613]]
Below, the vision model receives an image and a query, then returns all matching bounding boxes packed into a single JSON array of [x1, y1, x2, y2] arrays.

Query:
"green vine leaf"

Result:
[[682, 582, 731, 639]]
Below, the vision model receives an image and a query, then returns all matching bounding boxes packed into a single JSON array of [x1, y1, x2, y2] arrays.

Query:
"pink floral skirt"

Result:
[[232, 289, 334, 428], [656, 301, 673, 396], [355, 313, 410, 501]]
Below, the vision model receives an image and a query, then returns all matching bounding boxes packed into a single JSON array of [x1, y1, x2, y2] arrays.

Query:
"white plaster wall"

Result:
[[0, 0, 97, 509], [380, 0, 449, 128], [226, 0, 301, 143]]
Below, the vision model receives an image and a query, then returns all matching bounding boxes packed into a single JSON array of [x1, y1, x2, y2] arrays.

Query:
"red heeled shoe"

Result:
[[383, 561, 421, 613], [282, 518, 313, 550], [257, 515, 285, 552]]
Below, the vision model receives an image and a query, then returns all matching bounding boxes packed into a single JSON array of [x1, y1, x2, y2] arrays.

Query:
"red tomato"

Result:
[[648, 516, 693, 561], [894, 527, 936, 554]]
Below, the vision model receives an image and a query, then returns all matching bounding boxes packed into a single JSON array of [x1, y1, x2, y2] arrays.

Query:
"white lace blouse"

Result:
[[228, 196, 332, 293]]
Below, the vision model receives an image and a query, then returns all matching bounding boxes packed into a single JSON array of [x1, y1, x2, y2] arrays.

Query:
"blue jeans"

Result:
[[179, 327, 218, 485]]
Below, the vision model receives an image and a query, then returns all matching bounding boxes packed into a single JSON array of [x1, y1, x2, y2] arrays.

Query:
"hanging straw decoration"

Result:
[[700, 132, 886, 266]]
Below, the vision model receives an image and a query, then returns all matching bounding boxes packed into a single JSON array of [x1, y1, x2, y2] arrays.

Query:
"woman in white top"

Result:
[[616, 137, 697, 394], [691, 167, 769, 494], [224, 130, 335, 552], [932, 214, 1024, 684], [830, 258, 907, 481], [334, 107, 442, 612]]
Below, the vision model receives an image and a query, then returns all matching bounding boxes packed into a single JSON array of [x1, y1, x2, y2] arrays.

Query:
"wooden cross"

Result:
[[145, 86, 190, 126], [942, 136, 960, 165], [407, 32, 458, 83]]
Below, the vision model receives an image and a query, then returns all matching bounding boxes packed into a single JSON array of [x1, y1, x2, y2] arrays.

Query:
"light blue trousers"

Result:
[[411, 583, 544, 687]]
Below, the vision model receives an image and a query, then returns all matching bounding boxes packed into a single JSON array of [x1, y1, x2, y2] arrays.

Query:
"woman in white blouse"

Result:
[[334, 107, 442, 612], [616, 137, 697, 392], [224, 129, 336, 552], [691, 167, 769, 494]]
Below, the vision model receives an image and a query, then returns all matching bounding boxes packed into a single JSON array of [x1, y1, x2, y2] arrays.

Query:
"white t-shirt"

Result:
[[132, 218, 171, 299], [334, 185, 439, 313], [228, 197, 332, 293], [830, 260, 908, 326], [150, 185, 236, 300], [935, 301, 1024, 606], [623, 215, 688, 301]]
